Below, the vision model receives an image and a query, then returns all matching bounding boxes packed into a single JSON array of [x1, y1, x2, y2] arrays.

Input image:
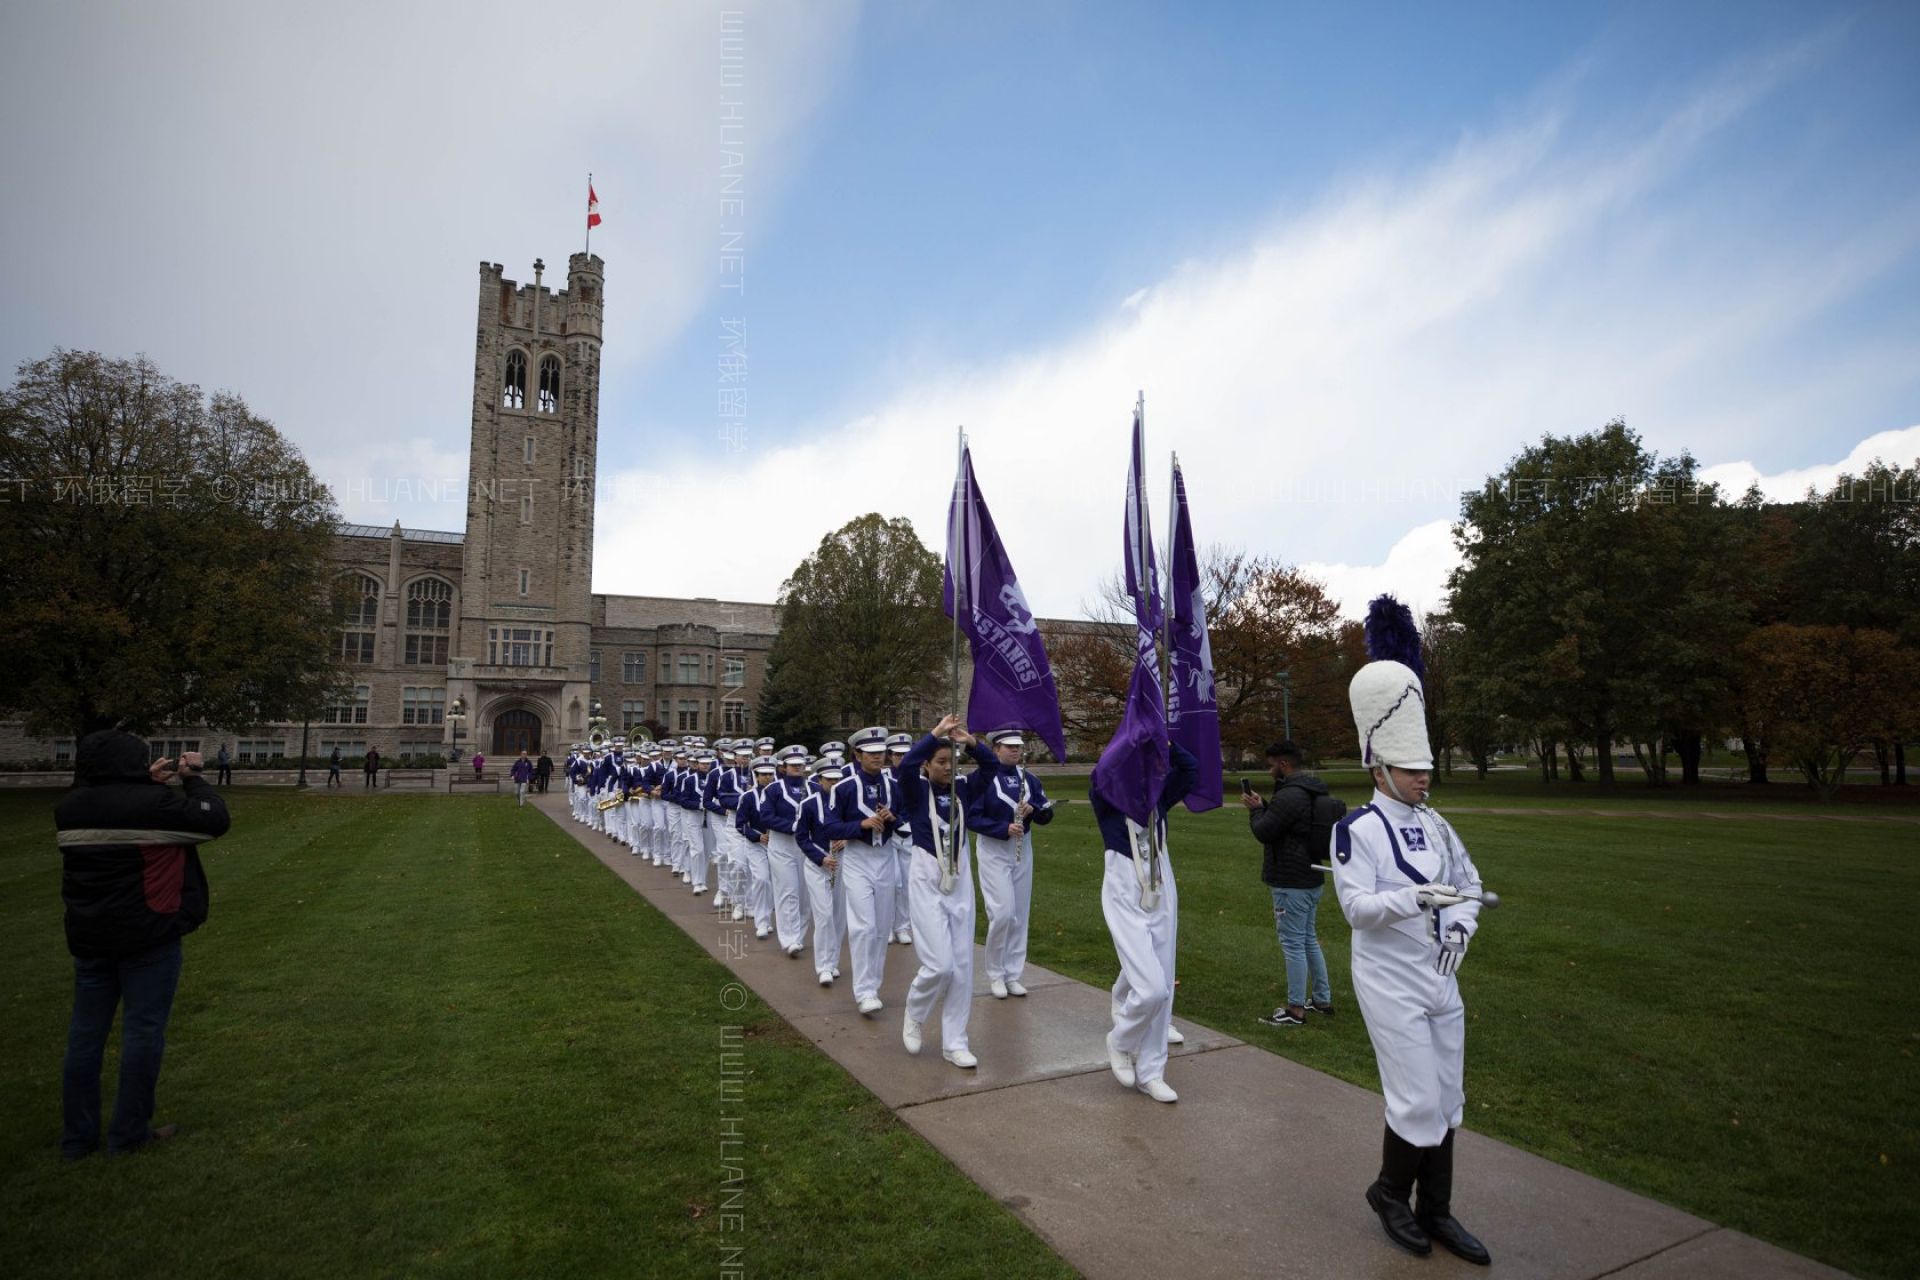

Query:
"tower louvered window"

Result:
[[503, 350, 527, 409], [537, 355, 560, 413]]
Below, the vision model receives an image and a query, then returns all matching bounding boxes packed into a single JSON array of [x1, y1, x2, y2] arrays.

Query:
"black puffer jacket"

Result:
[[1249, 771, 1330, 889], [55, 731, 231, 959]]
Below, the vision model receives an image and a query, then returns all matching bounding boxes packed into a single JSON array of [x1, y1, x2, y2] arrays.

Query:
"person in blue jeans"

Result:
[[1243, 740, 1334, 1026], [56, 731, 230, 1158]]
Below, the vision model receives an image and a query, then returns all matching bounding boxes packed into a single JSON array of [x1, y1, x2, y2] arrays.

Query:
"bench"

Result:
[[448, 773, 502, 794], [383, 768, 437, 791]]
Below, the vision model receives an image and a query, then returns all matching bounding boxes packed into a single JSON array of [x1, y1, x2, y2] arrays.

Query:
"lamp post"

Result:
[[295, 718, 311, 789], [1279, 669, 1292, 742], [448, 696, 467, 764]]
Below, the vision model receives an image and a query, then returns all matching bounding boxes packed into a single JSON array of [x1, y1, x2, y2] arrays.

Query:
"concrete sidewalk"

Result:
[[534, 793, 1848, 1280]]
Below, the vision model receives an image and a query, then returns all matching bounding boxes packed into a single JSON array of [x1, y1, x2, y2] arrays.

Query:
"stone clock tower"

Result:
[[447, 252, 604, 754]]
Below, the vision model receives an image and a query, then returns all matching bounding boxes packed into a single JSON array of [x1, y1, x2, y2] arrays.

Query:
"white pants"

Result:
[[891, 833, 914, 935], [569, 783, 582, 821], [687, 814, 711, 891], [766, 832, 811, 952], [741, 832, 774, 933], [804, 856, 847, 977], [724, 826, 753, 906], [649, 801, 670, 864], [841, 842, 897, 1001], [976, 833, 1033, 984], [1353, 932, 1466, 1147], [1103, 848, 1179, 1086], [515, 781, 527, 807], [670, 807, 691, 871], [906, 841, 975, 1054], [630, 800, 650, 856]]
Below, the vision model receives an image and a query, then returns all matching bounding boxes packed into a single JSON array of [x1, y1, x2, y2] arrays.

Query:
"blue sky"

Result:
[[3, 1, 1917, 615]]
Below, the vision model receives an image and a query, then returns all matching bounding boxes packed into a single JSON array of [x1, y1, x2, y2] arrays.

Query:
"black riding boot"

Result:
[[1364, 1124, 1431, 1256], [1415, 1129, 1492, 1265]]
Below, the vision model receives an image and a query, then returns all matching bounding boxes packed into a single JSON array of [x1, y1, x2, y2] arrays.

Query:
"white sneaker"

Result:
[[1006, 980, 1028, 997], [831, 967, 841, 979], [714, 892, 729, 909], [1137, 1077, 1178, 1103], [818, 971, 834, 987], [755, 926, 770, 940], [692, 885, 706, 895], [943, 1047, 978, 1069], [902, 1018, 923, 1055], [1106, 1032, 1136, 1087], [990, 979, 1009, 999], [1166, 1025, 1186, 1045], [857, 996, 883, 1015], [896, 929, 913, 945], [731, 904, 745, 921], [786, 944, 804, 958]]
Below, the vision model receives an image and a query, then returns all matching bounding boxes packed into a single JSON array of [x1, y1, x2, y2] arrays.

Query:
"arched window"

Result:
[[503, 350, 527, 409], [404, 577, 453, 666], [537, 355, 560, 413], [337, 574, 380, 664]]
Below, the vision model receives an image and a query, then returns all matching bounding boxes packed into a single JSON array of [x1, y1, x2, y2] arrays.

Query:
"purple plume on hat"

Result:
[[1363, 594, 1424, 680]]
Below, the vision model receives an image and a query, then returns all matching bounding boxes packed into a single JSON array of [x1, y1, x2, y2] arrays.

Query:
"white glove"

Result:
[[1433, 921, 1469, 976], [1415, 883, 1468, 909]]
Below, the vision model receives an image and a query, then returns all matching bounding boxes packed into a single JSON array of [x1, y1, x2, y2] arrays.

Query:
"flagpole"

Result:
[[950, 426, 968, 879], [585, 172, 593, 256], [1164, 447, 1178, 724]]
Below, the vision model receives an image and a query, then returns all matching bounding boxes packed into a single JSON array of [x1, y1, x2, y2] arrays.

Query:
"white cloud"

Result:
[[1297, 521, 1459, 622], [596, 31, 1917, 617], [1698, 424, 1920, 502]]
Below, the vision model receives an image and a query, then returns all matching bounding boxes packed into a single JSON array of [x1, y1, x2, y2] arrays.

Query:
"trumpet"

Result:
[[595, 789, 626, 811]]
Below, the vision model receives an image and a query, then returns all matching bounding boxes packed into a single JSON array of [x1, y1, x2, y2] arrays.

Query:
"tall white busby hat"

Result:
[[1349, 594, 1432, 771]]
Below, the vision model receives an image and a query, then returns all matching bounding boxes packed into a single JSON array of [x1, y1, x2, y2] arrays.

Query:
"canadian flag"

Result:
[[587, 183, 602, 229]]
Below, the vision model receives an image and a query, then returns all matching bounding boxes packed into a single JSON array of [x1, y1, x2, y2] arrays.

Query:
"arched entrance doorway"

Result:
[[492, 709, 542, 756]]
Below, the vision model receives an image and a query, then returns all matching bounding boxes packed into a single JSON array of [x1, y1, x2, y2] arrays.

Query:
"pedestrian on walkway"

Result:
[[535, 752, 553, 793], [363, 746, 381, 790], [511, 752, 533, 806], [56, 733, 231, 1158], [327, 746, 342, 789], [1244, 740, 1339, 1027], [215, 743, 232, 787], [471, 751, 486, 782]]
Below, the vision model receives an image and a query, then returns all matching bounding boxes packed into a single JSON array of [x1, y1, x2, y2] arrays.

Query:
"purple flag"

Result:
[[1090, 405, 1170, 827], [943, 443, 1068, 761], [1167, 459, 1222, 811]]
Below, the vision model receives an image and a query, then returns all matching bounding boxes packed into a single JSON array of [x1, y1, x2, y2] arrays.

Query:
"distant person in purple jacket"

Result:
[[511, 753, 534, 806]]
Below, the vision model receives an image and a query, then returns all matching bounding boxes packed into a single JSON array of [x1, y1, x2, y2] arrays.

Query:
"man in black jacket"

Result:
[[1243, 740, 1334, 1026], [56, 731, 231, 1158]]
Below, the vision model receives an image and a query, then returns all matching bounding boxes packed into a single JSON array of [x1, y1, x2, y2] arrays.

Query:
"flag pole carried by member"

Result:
[[1167, 452, 1223, 810], [941, 427, 969, 893], [1090, 394, 1170, 909], [586, 174, 602, 254]]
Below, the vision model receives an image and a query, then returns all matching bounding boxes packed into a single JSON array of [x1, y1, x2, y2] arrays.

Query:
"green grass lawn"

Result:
[[0, 790, 1074, 1280], [1017, 775, 1920, 1280]]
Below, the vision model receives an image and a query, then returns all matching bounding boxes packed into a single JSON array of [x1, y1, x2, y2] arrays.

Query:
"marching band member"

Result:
[[1334, 597, 1491, 1265], [795, 758, 848, 987], [822, 727, 899, 1014], [587, 747, 617, 835], [706, 743, 745, 915], [646, 743, 674, 868], [970, 728, 1054, 998], [683, 752, 714, 894], [1092, 740, 1197, 1104], [660, 748, 685, 876], [734, 755, 778, 939], [894, 715, 994, 1069], [886, 733, 915, 945], [757, 746, 814, 958]]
